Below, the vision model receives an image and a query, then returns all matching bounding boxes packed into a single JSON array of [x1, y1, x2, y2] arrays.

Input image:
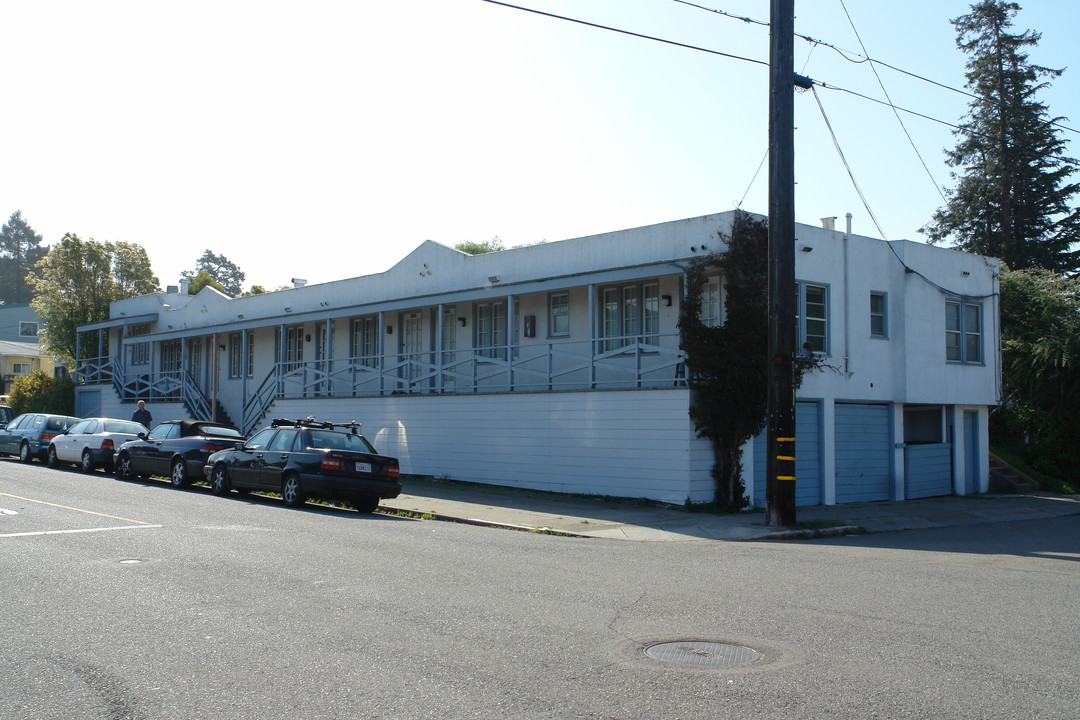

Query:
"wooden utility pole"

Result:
[[766, 0, 797, 526]]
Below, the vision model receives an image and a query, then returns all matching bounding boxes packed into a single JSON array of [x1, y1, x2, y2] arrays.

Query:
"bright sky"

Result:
[[3, 0, 1078, 291]]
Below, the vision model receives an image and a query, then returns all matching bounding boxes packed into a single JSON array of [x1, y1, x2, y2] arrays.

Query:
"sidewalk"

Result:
[[380, 476, 1080, 541]]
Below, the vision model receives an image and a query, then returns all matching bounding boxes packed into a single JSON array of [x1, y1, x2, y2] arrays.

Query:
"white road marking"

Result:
[[0, 492, 152, 525], [0, 525, 163, 539], [0, 508, 18, 516]]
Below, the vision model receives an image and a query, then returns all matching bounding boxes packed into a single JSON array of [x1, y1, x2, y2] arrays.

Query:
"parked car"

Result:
[[0, 413, 81, 463], [48, 418, 148, 473], [0, 405, 13, 428], [204, 417, 401, 513], [114, 420, 244, 487]]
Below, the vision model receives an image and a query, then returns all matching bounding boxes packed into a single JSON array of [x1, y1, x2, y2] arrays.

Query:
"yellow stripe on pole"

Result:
[[776, 455, 796, 461], [778, 475, 796, 481], [777, 437, 796, 442]]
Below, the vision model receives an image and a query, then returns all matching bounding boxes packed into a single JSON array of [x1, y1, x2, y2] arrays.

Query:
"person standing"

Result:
[[132, 400, 153, 428]]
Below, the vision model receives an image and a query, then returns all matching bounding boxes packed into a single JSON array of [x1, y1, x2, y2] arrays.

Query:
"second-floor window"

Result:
[[946, 299, 982, 364], [476, 301, 506, 359], [798, 282, 828, 353], [129, 324, 150, 365], [19, 321, 38, 337], [700, 276, 722, 328], [549, 292, 569, 337], [870, 292, 887, 339], [601, 281, 659, 351], [229, 333, 254, 378], [350, 316, 379, 367]]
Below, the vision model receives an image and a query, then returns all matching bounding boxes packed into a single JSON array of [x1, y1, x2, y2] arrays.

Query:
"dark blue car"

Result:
[[0, 413, 82, 463]]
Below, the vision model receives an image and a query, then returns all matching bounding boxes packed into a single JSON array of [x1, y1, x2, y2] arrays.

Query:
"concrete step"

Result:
[[988, 454, 1040, 493]]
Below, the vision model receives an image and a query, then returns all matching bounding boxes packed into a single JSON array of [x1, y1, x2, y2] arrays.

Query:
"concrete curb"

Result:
[[754, 525, 866, 541]]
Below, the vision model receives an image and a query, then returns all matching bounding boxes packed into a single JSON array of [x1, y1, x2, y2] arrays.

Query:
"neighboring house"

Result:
[[0, 304, 42, 344], [0, 340, 55, 395], [73, 211, 1000, 506]]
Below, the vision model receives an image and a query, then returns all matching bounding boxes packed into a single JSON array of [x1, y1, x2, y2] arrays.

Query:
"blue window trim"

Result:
[[945, 298, 984, 365]]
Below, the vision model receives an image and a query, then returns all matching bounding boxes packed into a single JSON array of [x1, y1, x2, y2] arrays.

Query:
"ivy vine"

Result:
[[678, 211, 823, 511]]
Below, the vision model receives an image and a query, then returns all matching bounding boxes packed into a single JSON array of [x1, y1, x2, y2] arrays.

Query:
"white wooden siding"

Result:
[[270, 389, 708, 505]]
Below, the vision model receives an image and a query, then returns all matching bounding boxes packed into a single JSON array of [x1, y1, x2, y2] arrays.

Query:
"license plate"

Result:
[[354, 462, 372, 473]]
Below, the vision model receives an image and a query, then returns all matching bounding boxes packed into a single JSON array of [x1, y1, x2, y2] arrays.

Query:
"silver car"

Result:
[[48, 418, 148, 473]]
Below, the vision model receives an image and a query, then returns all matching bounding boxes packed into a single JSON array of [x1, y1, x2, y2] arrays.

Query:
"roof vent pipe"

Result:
[[821, 216, 837, 231], [291, 278, 307, 288]]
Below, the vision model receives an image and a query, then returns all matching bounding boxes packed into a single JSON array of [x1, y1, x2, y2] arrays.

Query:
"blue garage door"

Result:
[[753, 402, 822, 507], [835, 403, 892, 503], [905, 443, 953, 499]]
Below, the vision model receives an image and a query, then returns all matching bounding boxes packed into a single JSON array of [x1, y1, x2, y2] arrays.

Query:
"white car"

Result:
[[48, 418, 149, 473]]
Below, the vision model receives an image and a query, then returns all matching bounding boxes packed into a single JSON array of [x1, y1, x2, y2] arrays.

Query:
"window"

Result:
[[244, 428, 276, 450], [700, 276, 722, 328], [228, 333, 253, 378], [601, 281, 660, 351], [160, 340, 182, 375], [870, 292, 887, 338], [351, 316, 379, 367], [129, 324, 150, 365], [18, 321, 38, 337], [798, 283, 829, 353], [476, 301, 506, 359], [946, 299, 982, 364], [549, 293, 570, 337], [268, 429, 299, 452], [12, 363, 30, 374]]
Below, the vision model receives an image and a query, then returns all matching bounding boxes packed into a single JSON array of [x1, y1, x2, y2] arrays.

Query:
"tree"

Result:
[[186, 270, 226, 295], [0, 211, 48, 304], [922, 1, 1080, 273], [29, 234, 159, 361], [995, 266, 1080, 477], [455, 237, 504, 255], [678, 211, 823, 511], [8, 370, 74, 416], [183, 250, 245, 296]]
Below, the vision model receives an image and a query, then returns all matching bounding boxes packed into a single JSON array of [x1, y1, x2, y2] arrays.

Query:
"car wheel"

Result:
[[209, 464, 230, 496], [353, 496, 380, 514], [281, 474, 306, 507], [115, 453, 134, 480], [47, 445, 60, 468], [80, 450, 96, 473], [19, 442, 33, 463], [170, 459, 191, 488]]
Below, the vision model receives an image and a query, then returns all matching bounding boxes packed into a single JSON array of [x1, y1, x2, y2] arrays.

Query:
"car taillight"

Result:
[[320, 457, 346, 472], [200, 443, 230, 453], [101, 439, 115, 451], [39, 432, 57, 441], [385, 463, 400, 478]]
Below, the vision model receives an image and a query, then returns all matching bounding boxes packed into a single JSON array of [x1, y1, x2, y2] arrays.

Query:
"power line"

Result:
[[810, 86, 888, 240], [672, 0, 1080, 136], [482, 0, 767, 68], [485, 0, 1080, 169], [836, 0, 948, 204]]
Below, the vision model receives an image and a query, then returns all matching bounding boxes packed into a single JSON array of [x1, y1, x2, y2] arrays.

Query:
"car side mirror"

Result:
[[137, 432, 147, 440], [234, 442, 244, 451]]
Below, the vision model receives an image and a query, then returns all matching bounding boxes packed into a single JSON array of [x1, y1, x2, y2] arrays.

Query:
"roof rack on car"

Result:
[[271, 417, 362, 434]]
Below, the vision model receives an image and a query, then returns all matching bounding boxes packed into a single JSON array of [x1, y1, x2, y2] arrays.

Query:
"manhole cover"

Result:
[[644, 641, 760, 668]]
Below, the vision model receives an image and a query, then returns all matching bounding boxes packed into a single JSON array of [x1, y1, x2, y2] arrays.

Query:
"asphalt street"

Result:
[[1, 459, 1077, 720]]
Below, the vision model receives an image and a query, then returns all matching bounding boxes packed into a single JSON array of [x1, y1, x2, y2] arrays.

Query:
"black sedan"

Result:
[[204, 418, 401, 513], [114, 419, 244, 487]]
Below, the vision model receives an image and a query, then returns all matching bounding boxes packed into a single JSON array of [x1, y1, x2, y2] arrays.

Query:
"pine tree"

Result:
[[922, 1, 1080, 273], [0, 211, 48, 304]]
